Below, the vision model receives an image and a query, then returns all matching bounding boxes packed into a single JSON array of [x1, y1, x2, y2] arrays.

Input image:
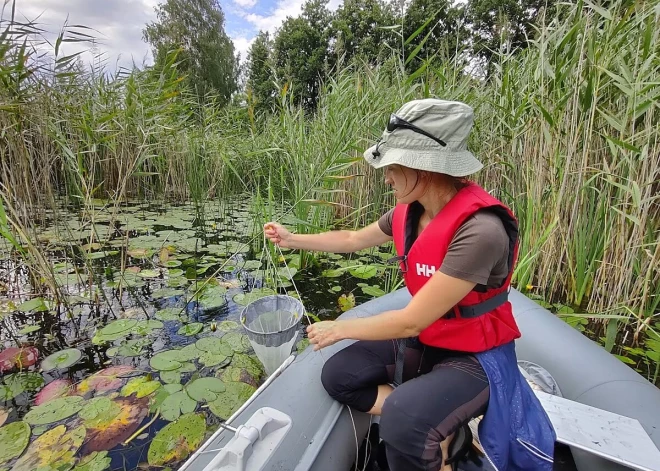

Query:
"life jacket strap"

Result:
[[457, 290, 509, 318]]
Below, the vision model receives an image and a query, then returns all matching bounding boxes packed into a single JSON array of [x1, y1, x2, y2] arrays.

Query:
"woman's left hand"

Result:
[[306, 321, 344, 350]]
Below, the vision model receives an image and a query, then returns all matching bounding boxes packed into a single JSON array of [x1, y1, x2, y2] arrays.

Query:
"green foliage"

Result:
[[143, 0, 237, 103], [246, 31, 277, 114]]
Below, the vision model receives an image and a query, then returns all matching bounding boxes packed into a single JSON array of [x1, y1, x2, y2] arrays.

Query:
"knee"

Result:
[[320, 354, 350, 402]]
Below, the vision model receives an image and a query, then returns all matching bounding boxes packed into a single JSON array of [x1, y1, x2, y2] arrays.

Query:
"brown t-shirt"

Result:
[[378, 208, 510, 288]]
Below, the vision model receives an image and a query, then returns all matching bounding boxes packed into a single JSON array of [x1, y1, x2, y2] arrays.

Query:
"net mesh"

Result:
[[240, 295, 303, 375]]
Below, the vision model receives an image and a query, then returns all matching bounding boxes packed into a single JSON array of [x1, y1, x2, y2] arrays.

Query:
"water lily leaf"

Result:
[[109, 338, 151, 358], [134, 319, 164, 335], [167, 268, 184, 277], [178, 344, 203, 361], [195, 286, 228, 310], [150, 351, 183, 371], [230, 353, 264, 379], [82, 396, 149, 454], [348, 265, 378, 279], [160, 391, 197, 422], [222, 333, 251, 353], [18, 324, 41, 335], [242, 260, 262, 270], [127, 248, 153, 259], [0, 421, 30, 464], [217, 320, 239, 331], [24, 395, 85, 425], [79, 397, 121, 429], [208, 382, 257, 420], [0, 407, 8, 427], [72, 451, 111, 471], [167, 276, 189, 288], [185, 377, 225, 402], [276, 267, 297, 280], [199, 352, 231, 367], [85, 251, 117, 260], [338, 293, 356, 312], [218, 366, 259, 388], [178, 323, 203, 336], [137, 269, 161, 279], [0, 372, 44, 401], [361, 285, 386, 297], [0, 347, 39, 372], [159, 370, 181, 384], [76, 366, 135, 395], [196, 337, 234, 356], [100, 319, 138, 337], [12, 424, 85, 471], [162, 260, 182, 268], [35, 379, 72, 407], [232, 288, 276, 306], [321, 268, 344, 278], [42, 348, 83, 371], [121, 376, 161, 398], [148, 413, 205, 466], [155, 307, 185, 321], [17, 297, 49, 312]]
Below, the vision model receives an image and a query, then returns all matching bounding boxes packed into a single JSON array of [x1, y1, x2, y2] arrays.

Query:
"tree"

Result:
[[402, 0, 469, 68], [143, 0, 237, 104], [246, 31, 276, 112], [466, 0, 554, 62], [272, 0, 332, 108], [330, 0, 398, 65]]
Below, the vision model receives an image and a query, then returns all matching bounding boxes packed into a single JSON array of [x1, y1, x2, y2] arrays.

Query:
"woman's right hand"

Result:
[[263, 222, 294, 248]]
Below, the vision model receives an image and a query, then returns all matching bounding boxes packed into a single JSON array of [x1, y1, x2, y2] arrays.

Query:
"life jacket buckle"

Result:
[[387, 255, 408, 274]]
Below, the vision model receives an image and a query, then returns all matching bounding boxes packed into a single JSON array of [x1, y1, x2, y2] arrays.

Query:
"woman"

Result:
[[264, 99, 556, 471]]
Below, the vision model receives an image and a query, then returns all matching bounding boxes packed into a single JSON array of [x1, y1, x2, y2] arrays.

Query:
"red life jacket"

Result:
[[391, 182, 521, 352]]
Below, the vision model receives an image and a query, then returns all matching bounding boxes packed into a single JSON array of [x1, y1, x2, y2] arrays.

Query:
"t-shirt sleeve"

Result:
[[378, 208, 395, 237], [439, 211, 509, 285]]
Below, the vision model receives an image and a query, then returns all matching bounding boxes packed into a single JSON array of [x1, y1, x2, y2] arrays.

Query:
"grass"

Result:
[[0, 0, 658, 374]]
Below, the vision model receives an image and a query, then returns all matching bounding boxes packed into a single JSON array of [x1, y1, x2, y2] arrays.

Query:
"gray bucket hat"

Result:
[[364, 99, 483, 177]]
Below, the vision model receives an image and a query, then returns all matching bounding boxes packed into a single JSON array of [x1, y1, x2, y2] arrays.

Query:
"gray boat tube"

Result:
[[181, 288, 660, 471]]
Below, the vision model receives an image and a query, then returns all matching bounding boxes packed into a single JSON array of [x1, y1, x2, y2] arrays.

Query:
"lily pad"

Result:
[[160, 390, 197, 422], [232, 288, 276, 306], [0, 347, 39, 373], [321, 268, 344, 278], [155, 307, 185, 321], [82, 396, 149, 454], [17, 297, 49, 312], [151, 287, 185, 299], [79, 397, 121, 428], [134, 319, 164, 335], [0, 421, 30, 464], [137, 269, 161, 279], [121, 376, 161, 398], [18, 324, 41, 335], [242, 260, 262, 270], [147, 413, 205, 466], [177, 323, 203, 336], [41, 348, 83, 371], [162, 260, 182, 268], [76, 366, 135, 395], [72, 451, 111, 471], [0, 372, 45, 401], [196, 286, 228, 310], [231, 353, 265, 379], [361, 285, 386, 297], [0, 407, 7, 426], [150, 350, 184, 371], [348, 265, 379, 279], [100, 319, 138, 337], [217, 320, 239, 331], [208, 382, 257, 420], [195, 336, 230, 353], [218, 366, 259, 388], [178, 344, 203, 361], [222, 332, 252, 353], [24, 395, 85, 425], [12, 424, 85, 471], [108, 338, 151, 358], [185, 377, 225, 402]]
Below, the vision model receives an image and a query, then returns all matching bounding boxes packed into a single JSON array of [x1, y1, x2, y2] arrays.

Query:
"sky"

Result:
[[12, 0, 342, 72]]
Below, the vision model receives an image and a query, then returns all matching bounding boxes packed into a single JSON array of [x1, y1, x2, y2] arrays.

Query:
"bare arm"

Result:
[[264, 221, 391, 253], [307, 271, 477, 348]]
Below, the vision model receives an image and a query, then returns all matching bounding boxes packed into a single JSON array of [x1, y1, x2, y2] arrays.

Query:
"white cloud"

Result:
[[232, 36, 255, 62], [233, 0, 258, 8], [243, 0, 306, 34]]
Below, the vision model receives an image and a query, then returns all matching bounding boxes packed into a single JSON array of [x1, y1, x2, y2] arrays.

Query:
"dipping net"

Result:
[[240, 294, 304, 376]]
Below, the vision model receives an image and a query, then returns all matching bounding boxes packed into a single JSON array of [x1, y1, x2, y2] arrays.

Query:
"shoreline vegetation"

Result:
[[1, 0, 659, 385]]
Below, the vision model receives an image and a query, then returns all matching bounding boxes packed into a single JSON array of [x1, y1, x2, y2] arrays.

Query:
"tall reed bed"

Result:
[[0, 0, 658, 342]]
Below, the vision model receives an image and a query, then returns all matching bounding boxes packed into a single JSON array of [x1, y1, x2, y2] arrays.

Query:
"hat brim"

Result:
[[363, 144, 483, 177]]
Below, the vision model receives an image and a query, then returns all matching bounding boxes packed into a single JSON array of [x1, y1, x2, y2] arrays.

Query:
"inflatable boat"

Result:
[[179, 288, 660, 471]]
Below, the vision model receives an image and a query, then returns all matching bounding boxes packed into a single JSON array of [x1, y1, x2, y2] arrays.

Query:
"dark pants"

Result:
[[321, 339, 489, 471]]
